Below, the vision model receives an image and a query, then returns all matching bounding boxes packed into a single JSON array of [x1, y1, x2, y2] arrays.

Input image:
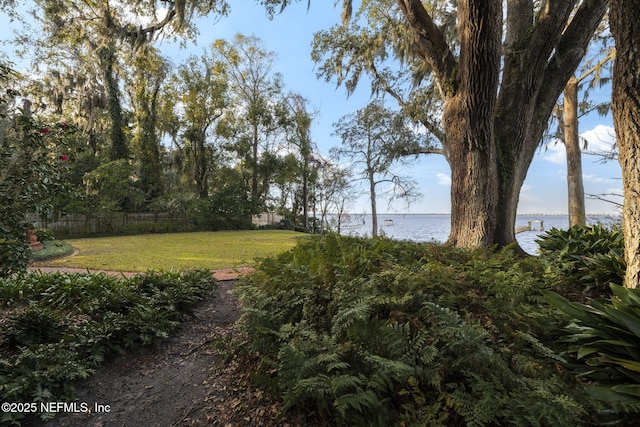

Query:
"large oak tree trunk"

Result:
[[611, 0, 640, 288], [443, 0, 500, 248], [446, 143, 498, 247], [396, 0, 607, 250]]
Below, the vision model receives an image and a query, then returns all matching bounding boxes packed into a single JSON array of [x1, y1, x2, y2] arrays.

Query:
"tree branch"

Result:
[[369, 62, 446, 144], [398, 145, 444, 156], [586, 192, 623, 208], [576, 48, 616, 84], [536, 0, 610, 120], [127, 8, 178, 38], [395, 0, 457, 98]]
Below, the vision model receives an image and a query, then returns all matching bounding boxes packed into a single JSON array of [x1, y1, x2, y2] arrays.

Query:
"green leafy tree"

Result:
[[271, 153, 301, 218], [315, 161, 356, 233], [0, 66, 76, 276], [208, 167, 256, 218], [273, 0, 608, 249], [284, 93, 318, 230], [311, 0, 447, 157], [127, 46, 168, 201], [18, 67, 105, 217], [165, 49, 229, 198], [331, 101, 420, 237], [25, 65, 110, 155], [214, 34, 290, 207], [83, 159, 146, 230], [32, 0, 230, 160]]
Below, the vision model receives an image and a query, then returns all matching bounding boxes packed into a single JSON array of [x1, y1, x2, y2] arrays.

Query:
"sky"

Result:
[[1, 1, 623, 215]]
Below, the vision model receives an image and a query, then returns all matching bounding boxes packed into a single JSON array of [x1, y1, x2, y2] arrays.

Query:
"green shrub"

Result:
[[536, 225, 625, 292], [29, 240, 74, 262], [4, 306, 67, 348], [545, 286, 640, 420], [236, 234, 591, 426], [0, 344, 94, 423], [33, 228, 56, 242], [0, 272, 55, 305], [0, 71, 79, 278], [0, 269, 216, 423]]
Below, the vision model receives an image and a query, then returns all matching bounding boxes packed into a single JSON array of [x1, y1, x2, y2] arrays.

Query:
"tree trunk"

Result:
[[302, 159, 309, 231], [447, 151, 499, 247], [196, 137, 208, 199], [443, 0, 500, 248], [611, 0, 640, 288], [491, 1, 606, 250], [444, 101, 499, 247], [395, 0, 607, 250], [251, 123, 259, 201], [135, 79, 164, 200], [564, 76, 587, 227], [369, 172, 378, 237], [99, 42, 128, 161]]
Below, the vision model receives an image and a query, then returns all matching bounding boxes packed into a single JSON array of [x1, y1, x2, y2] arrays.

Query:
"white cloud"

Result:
[[583, 173, 610, 184], [608, 186, 623, 193], [606, 188, 624, 202], [436, 173, 451, 185], [542, 141, 566, 164], [542, 125, 616, 165], [582, 125, 616, 155], [519, 183, 542, 204], [115, 2, 170, 32]]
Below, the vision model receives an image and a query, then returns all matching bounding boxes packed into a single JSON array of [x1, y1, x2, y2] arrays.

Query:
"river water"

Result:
[[335, 214, 620, 255]]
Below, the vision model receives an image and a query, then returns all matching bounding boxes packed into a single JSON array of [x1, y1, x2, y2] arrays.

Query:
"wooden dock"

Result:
[[516, 219, 544, 234]]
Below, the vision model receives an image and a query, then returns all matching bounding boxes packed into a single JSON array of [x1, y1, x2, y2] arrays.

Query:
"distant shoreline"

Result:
[[341, 213, 621, 217]]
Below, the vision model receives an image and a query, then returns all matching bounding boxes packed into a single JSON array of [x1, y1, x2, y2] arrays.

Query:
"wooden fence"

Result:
[[27, 213, 191, 236], [27, 212, 283, 237]]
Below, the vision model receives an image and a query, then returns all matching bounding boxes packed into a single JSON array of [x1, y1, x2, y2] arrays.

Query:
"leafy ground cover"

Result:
[[34, 230, 304, 271], [6, 226, 639, 426], [536, 224, 625, 293], [235, 234, 599, 426], [0, 270, 216, 425], [29, 241, 74, 263]]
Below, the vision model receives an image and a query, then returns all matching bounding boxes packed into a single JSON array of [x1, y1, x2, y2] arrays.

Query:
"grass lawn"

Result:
[[36, 230, 305, 271]]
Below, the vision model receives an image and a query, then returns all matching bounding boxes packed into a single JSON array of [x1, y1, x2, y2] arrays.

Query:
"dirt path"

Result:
[[26, 278, 286, 427]]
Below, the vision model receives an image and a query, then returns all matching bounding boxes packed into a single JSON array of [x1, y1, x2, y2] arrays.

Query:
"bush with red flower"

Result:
[[0, 64, 77, 277]]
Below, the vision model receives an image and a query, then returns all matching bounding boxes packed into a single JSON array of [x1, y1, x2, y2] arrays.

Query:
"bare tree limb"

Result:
[[586, 192, 624, 207]]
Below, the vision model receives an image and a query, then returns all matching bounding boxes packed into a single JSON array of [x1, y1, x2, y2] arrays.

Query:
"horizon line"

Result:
[[339, 212, 620, 216]]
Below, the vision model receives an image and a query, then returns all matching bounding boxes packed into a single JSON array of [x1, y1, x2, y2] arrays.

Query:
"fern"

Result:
[[237, 234, 592, 426], [333, 389, 380, 420]]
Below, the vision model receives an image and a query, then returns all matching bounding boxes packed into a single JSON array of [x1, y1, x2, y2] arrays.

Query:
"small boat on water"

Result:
[[383, 219, 394, 226]]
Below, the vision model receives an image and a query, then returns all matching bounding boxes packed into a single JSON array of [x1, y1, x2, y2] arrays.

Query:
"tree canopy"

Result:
[[332, 101, 420, 236], [276, 0, 609, 250]]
